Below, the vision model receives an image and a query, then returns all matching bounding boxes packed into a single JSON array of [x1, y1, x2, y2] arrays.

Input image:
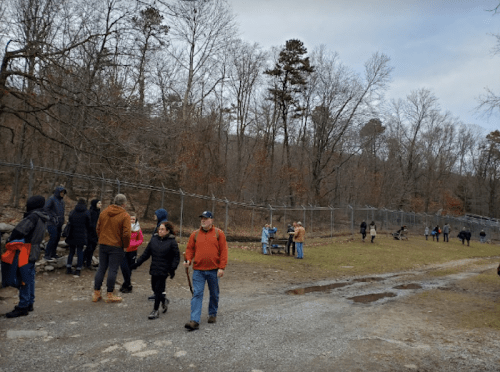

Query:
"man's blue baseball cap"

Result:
[[199, 211, 214, 219]]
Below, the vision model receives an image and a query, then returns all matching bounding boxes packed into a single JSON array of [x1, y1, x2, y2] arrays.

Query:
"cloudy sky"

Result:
[[231, 0, 500, 133]]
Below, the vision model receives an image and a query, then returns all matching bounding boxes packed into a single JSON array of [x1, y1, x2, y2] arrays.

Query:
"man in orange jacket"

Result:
[[92, 194, 131, 303], [184, 211, 228, 331]]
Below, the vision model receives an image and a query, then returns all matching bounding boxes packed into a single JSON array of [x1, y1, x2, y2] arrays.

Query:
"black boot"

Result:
[[66, 267, 73, 274], [6, 306, 29, 318], [72, 269, 81, 276]]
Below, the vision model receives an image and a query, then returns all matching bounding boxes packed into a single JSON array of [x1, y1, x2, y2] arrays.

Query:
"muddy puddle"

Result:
[[352, 277, 385, 283], [286, 282, 350, 295], [348, 292, 397, 303], [393, 283, 422, 290]]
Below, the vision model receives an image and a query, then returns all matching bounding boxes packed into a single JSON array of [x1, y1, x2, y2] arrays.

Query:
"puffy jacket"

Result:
[[44, 186, 66, 227], [127, 229, 144, 252], [135, 234, 180, 277], [96, 205, 131, 249], [65, 202, 91, 246]]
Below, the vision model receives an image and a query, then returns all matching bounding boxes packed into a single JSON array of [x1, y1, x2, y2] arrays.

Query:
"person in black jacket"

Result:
[[83, 199, 101, 269], [360, 220, 367, 242], [43, 186, 66, 261], [457, 227, 471, 246], [5, 195, 50, 318], [65, 199, 91, 276], [131, 221, 180, 320]]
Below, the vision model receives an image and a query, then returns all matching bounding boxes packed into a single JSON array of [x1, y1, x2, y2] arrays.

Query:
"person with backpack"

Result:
[[184, 211, 228, 331], [433, 225, 441, 242], [130, 221, 179, 319], [2, 196, 50, 318], [65, 198, 91, 276], [43, 186, 66, 261]]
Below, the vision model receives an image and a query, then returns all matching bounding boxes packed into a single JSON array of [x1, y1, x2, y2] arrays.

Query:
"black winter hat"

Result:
[[26, 195, 45, 212]]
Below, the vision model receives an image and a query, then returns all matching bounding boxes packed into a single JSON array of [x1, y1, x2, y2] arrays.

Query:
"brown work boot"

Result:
[[184, 321, 199, 331], [92, 290, 102, 302], [105, 292, 122, 303], [208, 315, 217, 324]]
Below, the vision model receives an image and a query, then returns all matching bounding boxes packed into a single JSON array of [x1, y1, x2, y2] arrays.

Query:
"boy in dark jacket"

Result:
[[131, 221, 180, 319], [43, 186, 66, 261], [4, 195, 50, 318]]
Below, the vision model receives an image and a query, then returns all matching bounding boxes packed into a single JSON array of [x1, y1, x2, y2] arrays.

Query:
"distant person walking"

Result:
[[131, 221, 179, 320], [43, 186, 66, 261], [294, 222, 306, 259], [443, 223, 450, 242], [92, 194, 131, 303], [184, 211, 228, 331], [83, 199, 101, 270], [424, 226, 429, 240], [3, 196, 49, 318], [433, 226, 441, 242], [65, 198, 91, 277], [360, 220, 367, 242], [480, 230, 486, 243], [458, 227, 471, 246], [369, 221, 377, 243], [286, 224, 295, 256]]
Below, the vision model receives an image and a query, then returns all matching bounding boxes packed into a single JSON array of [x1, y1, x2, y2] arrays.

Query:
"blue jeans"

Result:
[[262, 243, 268, 255], [190, 269, 219, 323], [45, 225, 61, 259], [67, 245, 84, 270], [19, 263, 35, 308], [94, 244, 125, 293], [480, 236, 486, 243], [443, 233, 449, 242], [296, 242, 304, 258]]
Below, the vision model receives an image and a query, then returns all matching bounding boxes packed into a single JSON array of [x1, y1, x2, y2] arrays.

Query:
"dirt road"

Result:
[[1, 257, 500, 372]]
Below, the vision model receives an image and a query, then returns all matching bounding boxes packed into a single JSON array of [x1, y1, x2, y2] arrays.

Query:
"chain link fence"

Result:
[[1, 160, 498, 242]]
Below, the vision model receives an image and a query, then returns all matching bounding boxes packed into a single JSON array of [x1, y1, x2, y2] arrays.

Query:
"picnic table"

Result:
[[268, 237, 289, 255]]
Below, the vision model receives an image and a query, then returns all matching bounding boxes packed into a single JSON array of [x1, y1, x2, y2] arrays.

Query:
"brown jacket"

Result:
[[294, 226, 306, 242], [96, 204, 131, 249]]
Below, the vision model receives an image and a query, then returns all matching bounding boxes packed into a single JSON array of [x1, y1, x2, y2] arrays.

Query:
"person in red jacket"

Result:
[[184, 211, 228, 331], [119, 213, 144, 293]]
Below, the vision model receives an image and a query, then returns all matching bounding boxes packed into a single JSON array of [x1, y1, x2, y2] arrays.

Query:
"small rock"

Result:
[[45, 265, 55, 272]]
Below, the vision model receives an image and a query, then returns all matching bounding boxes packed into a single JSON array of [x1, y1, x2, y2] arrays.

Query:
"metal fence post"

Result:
[[302, 205, 306, 226], [269, 204, 273, 226], [330, 206, 334, 237], [251, 200, 255, 234], [28, 159, 34, 198], [179, 188, 184, 238], [283, 204, 287, 237], [161, 183, 165, 209], [116, 179, 121, 194], [348, 205, 354, 235], [225, 198, 229, 233], [309, 204, 313, 234], [101, 173, 105, 202]]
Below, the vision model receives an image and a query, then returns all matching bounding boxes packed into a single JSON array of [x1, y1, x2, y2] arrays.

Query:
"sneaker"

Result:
[[72, 270, 81, 277], [184, 321, 199, 331], [148, 310, 159, 320], [66, 267, 73, 274], [6, 306, 29, 318], [208, 315, 217, 324], [46, 257, 57, 263], [161, 301, 168, 314], [52, 254, 61, 259]]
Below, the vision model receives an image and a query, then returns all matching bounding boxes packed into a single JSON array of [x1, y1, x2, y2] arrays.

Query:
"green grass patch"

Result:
[[227, 235, 500, 279]]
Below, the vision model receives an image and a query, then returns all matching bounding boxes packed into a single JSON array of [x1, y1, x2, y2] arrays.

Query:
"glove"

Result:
[[169, 270, 175, 279], [497, 264, 500, 277], [129, 263, 138, 271]]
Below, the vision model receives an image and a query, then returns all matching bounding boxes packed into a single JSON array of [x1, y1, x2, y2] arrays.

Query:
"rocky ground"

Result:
[[1, 251, 500, 372]]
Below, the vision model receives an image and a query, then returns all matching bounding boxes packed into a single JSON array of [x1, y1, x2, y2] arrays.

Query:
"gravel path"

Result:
[[1, 258, 500, 371]]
